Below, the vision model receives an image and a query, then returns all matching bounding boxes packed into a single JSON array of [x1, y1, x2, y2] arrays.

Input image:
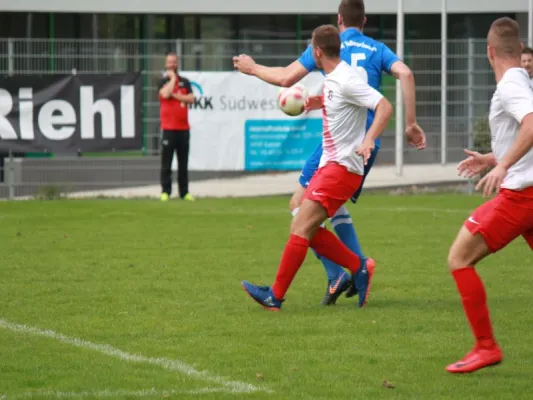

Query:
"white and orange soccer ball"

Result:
[[277, 83, 309, 116]]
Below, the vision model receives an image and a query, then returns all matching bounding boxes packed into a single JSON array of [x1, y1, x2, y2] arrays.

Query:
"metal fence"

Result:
[[0, 38, 496, 198]]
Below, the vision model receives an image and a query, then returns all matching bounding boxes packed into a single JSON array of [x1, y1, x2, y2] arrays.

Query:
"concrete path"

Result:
[[56, 163, 465, 199]]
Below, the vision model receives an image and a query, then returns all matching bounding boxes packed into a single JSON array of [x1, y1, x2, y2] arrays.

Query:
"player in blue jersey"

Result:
[[234, 0, 426, 307]]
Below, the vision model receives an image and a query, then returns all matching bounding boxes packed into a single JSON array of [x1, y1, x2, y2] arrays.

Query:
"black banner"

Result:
[[0, 73, 142, 153]]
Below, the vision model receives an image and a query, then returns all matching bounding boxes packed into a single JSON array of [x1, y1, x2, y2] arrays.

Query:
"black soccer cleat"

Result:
[[321, 272, 352, 306]]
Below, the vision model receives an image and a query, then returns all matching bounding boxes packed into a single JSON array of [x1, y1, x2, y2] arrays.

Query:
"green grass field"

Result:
[[1, 195, 532, 400]]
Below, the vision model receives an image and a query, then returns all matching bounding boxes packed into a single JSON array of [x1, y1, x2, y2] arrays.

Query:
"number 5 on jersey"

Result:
[[351, 53, 369, 83]]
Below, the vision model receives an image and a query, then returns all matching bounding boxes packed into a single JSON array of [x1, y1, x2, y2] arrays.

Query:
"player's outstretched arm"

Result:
[[390, 61, 426, 150], [356, 97, 393, 164], [344, 78, 393, 140], [233, 55, 309, 87], [457, 149, 497, 178], [346, 79, 393, 163], [365, 97, 394, 141]]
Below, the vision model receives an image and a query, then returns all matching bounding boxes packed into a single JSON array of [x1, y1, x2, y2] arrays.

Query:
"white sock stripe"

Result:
[[331, 217, 353, 228], [332, 205, 349, 219], [330, 213, 350, 222]]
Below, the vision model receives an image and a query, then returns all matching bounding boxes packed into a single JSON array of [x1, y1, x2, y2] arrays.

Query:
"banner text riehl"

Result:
[[0, 86, 136, 141]]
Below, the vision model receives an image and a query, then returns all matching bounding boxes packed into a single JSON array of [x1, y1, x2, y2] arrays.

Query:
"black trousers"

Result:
[[160, 130, 190, 198]]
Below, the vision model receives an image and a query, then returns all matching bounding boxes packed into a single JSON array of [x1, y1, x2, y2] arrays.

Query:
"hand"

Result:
[[304, 96, 323, 113], [475, 164, 507, 197], [457, 149, 492, 178], [232, 54, 256, 75], [356, 137, 375, 165], [166, 69, 176, 79], [405, 123, 426, 150]]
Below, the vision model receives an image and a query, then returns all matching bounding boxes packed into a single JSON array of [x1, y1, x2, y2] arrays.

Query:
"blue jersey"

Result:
[[298, 28, 399, 148]]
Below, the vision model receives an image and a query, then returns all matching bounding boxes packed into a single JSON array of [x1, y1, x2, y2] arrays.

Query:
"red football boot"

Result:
[[446, 345, 503, 373]]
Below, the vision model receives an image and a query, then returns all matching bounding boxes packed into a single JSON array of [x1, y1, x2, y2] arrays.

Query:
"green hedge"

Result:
[[473, 115, 491, 153], [471, 115, 493, 178]]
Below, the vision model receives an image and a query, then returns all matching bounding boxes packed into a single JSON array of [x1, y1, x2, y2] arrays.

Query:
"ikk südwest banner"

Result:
[[171, 71, 325, 171], [0, 73, 142, 153]]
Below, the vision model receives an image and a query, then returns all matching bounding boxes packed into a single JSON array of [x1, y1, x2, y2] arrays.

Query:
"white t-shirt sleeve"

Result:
[[499, 75, 533, 123], [342, 76, 384, 110]]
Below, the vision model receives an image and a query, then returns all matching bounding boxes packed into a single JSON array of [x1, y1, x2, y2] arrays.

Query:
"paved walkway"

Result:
[[60, 163, 465, 199]]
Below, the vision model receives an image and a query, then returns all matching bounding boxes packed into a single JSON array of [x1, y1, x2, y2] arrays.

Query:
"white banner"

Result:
[[171, 71, 325, 171]]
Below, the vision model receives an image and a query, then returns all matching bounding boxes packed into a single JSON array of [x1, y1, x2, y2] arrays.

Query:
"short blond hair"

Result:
[[488, 17, 521, 58]]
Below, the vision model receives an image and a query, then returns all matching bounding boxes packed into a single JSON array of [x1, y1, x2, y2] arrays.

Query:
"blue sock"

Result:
[[292, 207, 344, 282], [330, 205, 366, 262], [311, 249, 345, 282]]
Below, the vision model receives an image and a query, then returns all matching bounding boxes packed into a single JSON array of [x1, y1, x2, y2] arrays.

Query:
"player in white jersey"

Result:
[[241, 25, 392, 311], [310, 61, 381, 175], [446, 17, 533, 374], [520, 46, 533, 82]]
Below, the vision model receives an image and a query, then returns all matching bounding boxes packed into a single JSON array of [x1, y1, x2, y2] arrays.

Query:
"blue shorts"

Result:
[[298, 143, 379, 204]]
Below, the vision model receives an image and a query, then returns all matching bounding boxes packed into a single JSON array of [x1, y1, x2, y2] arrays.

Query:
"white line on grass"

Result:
[[365, 206, 471, 214], [181, 206, 472, 216], [0, 319, 270, 395], [8, 387, 235, 399]]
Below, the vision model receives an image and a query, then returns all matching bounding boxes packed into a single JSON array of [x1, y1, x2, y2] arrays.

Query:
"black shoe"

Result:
[[321, 272, 352, 305]]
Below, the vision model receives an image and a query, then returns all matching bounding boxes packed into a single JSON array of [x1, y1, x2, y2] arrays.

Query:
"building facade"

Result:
[[1, 0, 531, 43], [1, 0, 530, 163]]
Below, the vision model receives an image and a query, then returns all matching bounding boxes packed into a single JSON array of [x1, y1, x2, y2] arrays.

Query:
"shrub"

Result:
[[473, 115, 491, 153], [34, 185, 64, 200]]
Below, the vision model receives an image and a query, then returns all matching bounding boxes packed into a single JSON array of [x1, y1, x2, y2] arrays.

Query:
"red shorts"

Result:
[[464, 187, 533, 252], [303, 162, 363, 217]]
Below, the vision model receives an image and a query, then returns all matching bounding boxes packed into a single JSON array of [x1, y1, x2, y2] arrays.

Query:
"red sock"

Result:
[[271, 234, 309, 300], [452, 268, 496, 349], [310, 227, 360, 274]]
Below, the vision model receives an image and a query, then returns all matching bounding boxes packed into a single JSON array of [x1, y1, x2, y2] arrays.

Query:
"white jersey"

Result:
[[489, 68, 533, 190], [319, 61, 384, 175]]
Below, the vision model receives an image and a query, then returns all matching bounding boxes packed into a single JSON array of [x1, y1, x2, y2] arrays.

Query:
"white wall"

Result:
[[1, 0, 531, 14]]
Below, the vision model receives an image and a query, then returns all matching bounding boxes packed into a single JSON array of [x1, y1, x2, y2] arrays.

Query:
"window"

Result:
[[365, 15, 396, 40], [197, 16, 234, 70], [448, 13, 515, 39], [238, 15, 297, 40], [79, 14, 96, 39], [0, 12, 26, 38], [97, 14, 140, 39], [301, 15, 337, 39], [54, 13, 79, 39], [405, 14, 440, 39], [200, 16, 233, 39], [32, 13, 49, 38]]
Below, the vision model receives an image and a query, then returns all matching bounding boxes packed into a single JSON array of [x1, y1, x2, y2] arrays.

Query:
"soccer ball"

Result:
[[277, 84, 309, 116]]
